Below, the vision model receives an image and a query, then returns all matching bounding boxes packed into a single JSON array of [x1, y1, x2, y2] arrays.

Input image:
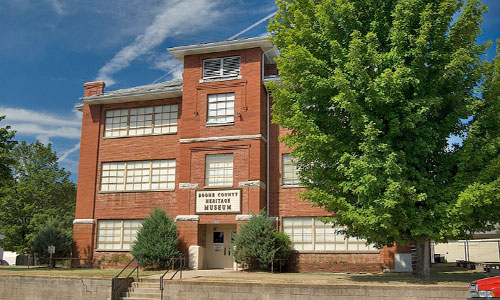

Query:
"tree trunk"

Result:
[[415, 239, 431, 279]]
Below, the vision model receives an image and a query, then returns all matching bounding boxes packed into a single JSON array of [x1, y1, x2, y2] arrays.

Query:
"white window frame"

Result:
[[202, 56, 241, 80], [283, 217, 377, 252], [207, 93, 235, 125], [104, 104, 178, 138], [96, 219, 142, 251], [100, 160, 176, 192], [282, 154, 300, 186], [205, 154, 233, 187]]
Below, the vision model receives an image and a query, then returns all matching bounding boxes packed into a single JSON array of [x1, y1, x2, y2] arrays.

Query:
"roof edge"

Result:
[[168, 36, 278, 63]]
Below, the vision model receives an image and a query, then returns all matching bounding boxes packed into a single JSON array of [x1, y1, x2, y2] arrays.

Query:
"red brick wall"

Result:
[[177, 222, 199, 258], [290, 249, 390, 273]]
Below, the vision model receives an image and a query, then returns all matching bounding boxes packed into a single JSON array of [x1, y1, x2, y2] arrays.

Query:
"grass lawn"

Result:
[[0, 265, 164, 279]]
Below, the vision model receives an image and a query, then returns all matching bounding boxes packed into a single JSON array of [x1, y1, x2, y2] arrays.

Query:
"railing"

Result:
[[112, 257, 139, 300], [160, 254, 185, 300]]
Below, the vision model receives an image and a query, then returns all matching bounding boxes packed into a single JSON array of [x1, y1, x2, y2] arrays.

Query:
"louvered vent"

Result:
[[222, 56, 240, 77], [203, 56, 240, 79]]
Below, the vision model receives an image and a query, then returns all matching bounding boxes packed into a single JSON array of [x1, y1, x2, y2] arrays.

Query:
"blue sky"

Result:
[[0, 0, 498, 183]]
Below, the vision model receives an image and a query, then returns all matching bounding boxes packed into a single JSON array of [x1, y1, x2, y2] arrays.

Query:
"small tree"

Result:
[[233, 211, 285, 270], [274, 231, 293, 260], [131, 207, 179, 269], [33, 218, 73, 265]]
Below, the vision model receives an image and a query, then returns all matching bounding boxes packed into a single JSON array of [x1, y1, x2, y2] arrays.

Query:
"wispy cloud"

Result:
[[11, 123, 81, 141], [96, 0, 222, 86], [1, 106, 81, 144], [47, 0, 65, 15], [228, 11, 276, 40], [1, 105, 82, 176], [1, 106, 80, 127], [58, 142, 81, 163], [148, 53, 183, 83]]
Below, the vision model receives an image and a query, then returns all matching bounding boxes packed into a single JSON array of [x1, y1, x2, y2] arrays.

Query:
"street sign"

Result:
[[48, 245, 55, 254]]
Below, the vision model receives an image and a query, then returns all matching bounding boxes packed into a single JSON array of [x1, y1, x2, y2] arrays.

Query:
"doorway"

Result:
[[205, 224, 236, 269]]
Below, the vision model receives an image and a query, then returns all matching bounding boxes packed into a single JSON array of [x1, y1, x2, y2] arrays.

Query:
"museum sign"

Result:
[[195, 189, 241, 214]]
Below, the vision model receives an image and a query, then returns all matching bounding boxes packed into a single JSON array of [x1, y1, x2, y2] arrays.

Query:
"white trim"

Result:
[[180, 134, 266, 144], [175, 215, 200, 222], [73, 219, 95, 224], [179, 183, 199, 190], [238, 180, 266, 189], [199, 75, 242, 83], [236, 215, 252, 221]]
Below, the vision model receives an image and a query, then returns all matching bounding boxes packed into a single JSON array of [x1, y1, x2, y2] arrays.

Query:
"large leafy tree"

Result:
[[450, 44, 500, 235], [0, 141, 76, 254], [268, 0, 492, 277]]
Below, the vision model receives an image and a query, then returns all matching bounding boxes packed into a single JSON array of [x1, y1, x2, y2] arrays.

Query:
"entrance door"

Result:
[[205, 224, 236, 269]]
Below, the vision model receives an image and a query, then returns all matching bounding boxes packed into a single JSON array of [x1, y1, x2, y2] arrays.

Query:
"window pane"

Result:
[[97, 220, 142, 251], [101, 160, 175, 192], [206, 93, 235, 125], [205, 154, 233, 187], [104, 104, 178, 138], [283, 217, 314, 251], [282, 154, 300, 186]]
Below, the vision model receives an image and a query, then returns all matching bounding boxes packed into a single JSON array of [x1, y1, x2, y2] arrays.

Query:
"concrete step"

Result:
[[131, 282, 160, 288], [118, 296, 159, 300], [127, 287, 161, 294], [122, 292, 162, 298]]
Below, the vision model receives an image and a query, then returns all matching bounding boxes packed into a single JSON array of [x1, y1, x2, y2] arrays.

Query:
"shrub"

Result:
[[131, 207, 179, 269], [233, 211, 282, 270], [33, 218, 72, 263], [274, 231, 293, 259]]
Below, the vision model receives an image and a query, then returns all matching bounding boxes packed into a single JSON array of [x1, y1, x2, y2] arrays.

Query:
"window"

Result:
[[282, 154, 300, 186], [207, 93, 235, 125], [203, 56, 240, 79], [97, 220, 142, 250], [205, 154, 233, 187], [101, 160, 176, 192], [104, 104, 178, 138], [283, 217, 376, 251]]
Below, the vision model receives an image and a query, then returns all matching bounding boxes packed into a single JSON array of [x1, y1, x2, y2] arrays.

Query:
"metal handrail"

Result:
[[160, 254, 185, 300], [112, 257, 139, 299]]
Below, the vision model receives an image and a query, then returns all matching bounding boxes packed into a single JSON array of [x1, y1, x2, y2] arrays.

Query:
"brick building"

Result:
[[73, 36, 411, 272]]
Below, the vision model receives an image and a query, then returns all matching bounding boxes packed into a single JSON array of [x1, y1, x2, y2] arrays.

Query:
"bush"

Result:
[[274, 231, 293, 259], [131, 207, 179, 269], [233, 211, 288, 270], [33, 218, 72, 262]]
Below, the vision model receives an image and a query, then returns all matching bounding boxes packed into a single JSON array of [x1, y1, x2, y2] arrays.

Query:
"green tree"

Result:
[[233, 211, 285, 270], [0, 141, 76, 254], [274, 231, 293, 260], [33, 218, 73, 265], [0, 116, 16, 190], [131, 207, 179, 269], [268, 0, 491, 277], [450, 43, 500, 235]]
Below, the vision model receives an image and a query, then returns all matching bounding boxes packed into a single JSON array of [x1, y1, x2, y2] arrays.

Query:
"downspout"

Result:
[[266, 89, 270, 218], [262, 50, 271, 218]]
